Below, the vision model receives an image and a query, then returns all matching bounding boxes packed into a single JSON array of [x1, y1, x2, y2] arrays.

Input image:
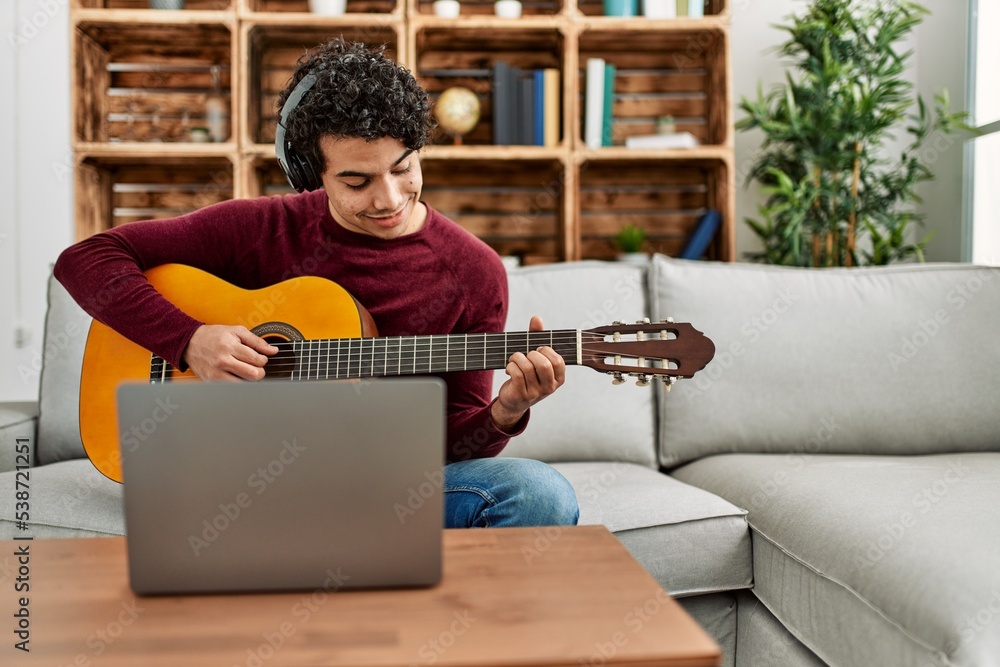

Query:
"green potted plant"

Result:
[[613, 222, 648, 263], [737, 0, 974, 267]]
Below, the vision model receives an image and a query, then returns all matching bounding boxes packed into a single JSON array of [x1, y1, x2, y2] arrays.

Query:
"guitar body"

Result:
[[80, 264, 372, 483]]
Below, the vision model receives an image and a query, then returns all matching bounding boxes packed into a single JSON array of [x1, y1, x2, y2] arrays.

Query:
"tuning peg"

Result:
[[635, 374, 651, 387], [660, 317, 675, 323], [660, 376, 677, 392], [611, 371, 626, 385], [635, 317, 650, 325], [612, 320, 626, 326]]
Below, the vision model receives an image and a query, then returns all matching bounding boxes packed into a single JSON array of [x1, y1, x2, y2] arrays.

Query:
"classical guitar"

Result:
[[80, 264, 715, 482]]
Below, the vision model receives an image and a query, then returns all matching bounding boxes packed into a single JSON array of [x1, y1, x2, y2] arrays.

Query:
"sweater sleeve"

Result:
[[441, 251, 528, 462], [53, 198, 265, 371]]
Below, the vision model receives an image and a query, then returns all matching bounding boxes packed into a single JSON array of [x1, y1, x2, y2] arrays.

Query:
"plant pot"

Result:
[[433, 0, 460, 17], [616, 252, 650, 265], [149, 0, 184, 8], [494, 0, 522, 19], [308, 0, 347, 15], [642, 0, 676, 19]]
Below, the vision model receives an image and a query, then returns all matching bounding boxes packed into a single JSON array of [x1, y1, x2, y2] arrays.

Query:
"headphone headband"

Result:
[[275, 72, 321, 193]]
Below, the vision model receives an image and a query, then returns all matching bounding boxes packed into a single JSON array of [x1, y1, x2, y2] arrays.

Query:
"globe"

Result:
[[434, 87, 481, 144]]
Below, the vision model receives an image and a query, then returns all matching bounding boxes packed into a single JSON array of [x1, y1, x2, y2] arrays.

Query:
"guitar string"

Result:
[[151, 335, 682, 375], [153, 348, 680, 376]]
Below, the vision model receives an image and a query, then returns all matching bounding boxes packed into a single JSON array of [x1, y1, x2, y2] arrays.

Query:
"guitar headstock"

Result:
[[580, 319, 715, 388]]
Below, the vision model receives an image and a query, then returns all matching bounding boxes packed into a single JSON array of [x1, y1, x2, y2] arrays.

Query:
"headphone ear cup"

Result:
[[296, 152, 322, 192], [275, 72, 321, 193]]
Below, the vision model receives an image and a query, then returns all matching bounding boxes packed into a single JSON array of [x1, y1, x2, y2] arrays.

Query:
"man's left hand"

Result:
[[492, 315, 566, 432]]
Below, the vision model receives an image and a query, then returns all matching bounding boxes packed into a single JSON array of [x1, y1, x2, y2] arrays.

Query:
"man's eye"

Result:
[[393, 166, 411, 176], [345, 181, 368, 190]]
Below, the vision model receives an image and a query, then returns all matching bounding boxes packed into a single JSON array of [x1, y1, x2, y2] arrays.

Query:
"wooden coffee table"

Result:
[[2, 526, 719, 666]]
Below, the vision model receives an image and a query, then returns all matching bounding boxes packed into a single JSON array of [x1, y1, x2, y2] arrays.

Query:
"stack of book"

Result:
[[585, 56, 700, 151], [491, 63, 560, 147]]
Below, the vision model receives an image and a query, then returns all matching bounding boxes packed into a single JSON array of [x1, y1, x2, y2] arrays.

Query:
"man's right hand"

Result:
[[182, 324, 278, 381]]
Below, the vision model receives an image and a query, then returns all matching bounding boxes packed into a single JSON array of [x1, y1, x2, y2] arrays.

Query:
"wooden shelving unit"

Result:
[[71, 0, 733, 262]]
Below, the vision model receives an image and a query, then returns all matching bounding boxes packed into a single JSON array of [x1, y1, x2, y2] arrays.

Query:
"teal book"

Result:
[[602, 63, 616, 147]]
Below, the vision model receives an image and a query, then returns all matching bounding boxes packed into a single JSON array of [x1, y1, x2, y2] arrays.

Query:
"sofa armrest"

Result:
[[0, 402, 39, 474]]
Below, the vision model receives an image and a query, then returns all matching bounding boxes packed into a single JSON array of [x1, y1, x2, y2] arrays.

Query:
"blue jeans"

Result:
[[443, 457, 580, 528]]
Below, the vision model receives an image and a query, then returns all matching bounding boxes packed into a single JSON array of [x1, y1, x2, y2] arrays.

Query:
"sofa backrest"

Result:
[[37, 274, 92, 465], [496, 261, 658, 467], [651, 255, 1000, 468]]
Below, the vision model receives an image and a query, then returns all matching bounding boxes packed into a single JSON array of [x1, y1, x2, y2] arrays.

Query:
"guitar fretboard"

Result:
[[150, 330, 581, 382]]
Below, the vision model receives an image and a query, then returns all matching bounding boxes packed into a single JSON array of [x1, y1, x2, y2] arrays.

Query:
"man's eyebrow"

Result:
[[335, 149, 414, 179]]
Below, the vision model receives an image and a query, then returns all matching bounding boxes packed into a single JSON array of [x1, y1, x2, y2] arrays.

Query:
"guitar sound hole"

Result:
[[262, 335, 296, 380]]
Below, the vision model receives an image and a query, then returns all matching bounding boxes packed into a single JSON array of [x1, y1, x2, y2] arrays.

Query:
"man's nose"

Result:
[[371, 177, 403, 213]]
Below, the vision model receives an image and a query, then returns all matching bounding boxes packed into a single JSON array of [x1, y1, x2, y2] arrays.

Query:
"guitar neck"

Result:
[[150, 330, 583, 382], [286, 330, 581, 380]]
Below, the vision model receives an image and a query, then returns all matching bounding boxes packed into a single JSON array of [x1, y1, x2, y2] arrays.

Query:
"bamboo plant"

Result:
[[737, 0, 973, 267]]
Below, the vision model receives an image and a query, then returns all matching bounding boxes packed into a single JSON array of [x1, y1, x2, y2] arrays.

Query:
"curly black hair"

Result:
[[276, 37, 434, 174]]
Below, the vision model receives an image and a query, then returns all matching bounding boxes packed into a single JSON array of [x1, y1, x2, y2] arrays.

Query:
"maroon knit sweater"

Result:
[[53, 190, 525, 461]]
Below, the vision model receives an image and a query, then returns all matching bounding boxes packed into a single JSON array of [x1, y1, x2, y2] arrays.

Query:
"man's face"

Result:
[[318, 135, 424, 240]]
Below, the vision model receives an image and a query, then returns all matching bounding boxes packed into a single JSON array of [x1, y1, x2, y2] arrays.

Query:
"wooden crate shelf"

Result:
[[577, 26, 728, 149], [72, 0, 734, 261], [75, 156, 235, 239], [410, 26, 566, 148], [74, 20, 235, 145], [421, 158, 568, 262], [577, 157, 731, 260], [244, 22, 403, 146]]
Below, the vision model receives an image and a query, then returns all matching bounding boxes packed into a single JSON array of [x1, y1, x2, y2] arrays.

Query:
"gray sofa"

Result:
[[2, 255, 999, 667]]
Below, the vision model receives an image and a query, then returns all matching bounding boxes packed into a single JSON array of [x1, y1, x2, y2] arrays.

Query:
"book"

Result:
[[584, 58, 605, 149], [542, 68, 560, 147], [492, 61, 511, 146], [518, 70, 534, 145], [533, 69, 545, 146], [602, 63, 616, 147], [624, 132, 700, 149], [680, 210, 721, 260]]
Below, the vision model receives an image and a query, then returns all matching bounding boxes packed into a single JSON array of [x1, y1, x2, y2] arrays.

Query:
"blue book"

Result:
[[680, 210, 721, 260], [533, 70, 545, 146]]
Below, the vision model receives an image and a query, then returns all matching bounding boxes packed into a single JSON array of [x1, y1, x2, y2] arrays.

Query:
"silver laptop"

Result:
[[116, 378, 445, 595]]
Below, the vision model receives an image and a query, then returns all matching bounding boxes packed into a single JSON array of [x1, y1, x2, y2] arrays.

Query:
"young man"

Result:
[[55, 37, 579, 529]]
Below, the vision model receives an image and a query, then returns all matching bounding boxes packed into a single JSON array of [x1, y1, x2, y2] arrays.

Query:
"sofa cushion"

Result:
[[673, 453, 1000, 667], [498, 262, 656, 467], [37, 275, 93, 465], [651, 255, 1000, 467], [0, 459, 123, 538], [551, 462, 752, 596]]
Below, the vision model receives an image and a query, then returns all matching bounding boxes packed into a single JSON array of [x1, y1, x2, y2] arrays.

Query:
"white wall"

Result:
[[730, 0, 971, 263], [0, 0, 974, 401], [1, 0, 73, 402]]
